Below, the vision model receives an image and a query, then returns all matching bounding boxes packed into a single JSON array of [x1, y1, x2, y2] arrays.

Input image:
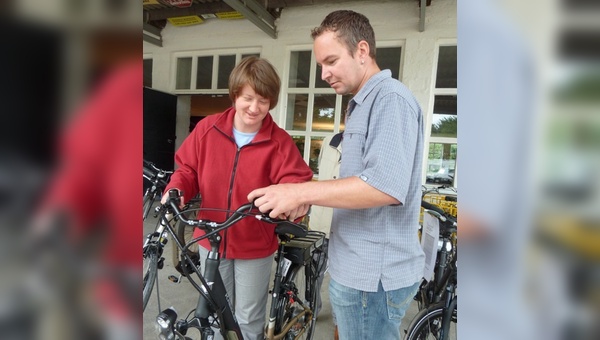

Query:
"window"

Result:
[[173, 49, 261, 93], [175, 57, 192, 90], [286, 45, 402, 176], [143, 58, 152, 87], [425, 45, 457, 186]]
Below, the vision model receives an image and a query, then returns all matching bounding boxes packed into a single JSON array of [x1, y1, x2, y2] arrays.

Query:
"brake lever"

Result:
[[250, 199, 276, 220]]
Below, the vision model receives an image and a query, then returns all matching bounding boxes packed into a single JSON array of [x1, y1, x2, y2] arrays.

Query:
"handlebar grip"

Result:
[[168, 189, 179, 199], [143, 166, 155, 178], [168, 189, 181, 208]]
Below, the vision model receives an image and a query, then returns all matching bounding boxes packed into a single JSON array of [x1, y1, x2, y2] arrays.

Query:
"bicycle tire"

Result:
[[143, 246, 159, 311], [142, 191, 156, 221], [302, 259, 319, 340], [404, 301, 457, 340], [171, 198, 202, 268], [176, 214, 199, 255], [274, 262, 318, 340]]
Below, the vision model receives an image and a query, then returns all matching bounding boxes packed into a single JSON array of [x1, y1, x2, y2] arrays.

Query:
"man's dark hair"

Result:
[[311, 10, 376, 59]]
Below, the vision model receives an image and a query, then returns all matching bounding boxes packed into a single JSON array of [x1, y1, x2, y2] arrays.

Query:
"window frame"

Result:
[[424, 40, 458, 187], [171, 48, 262, 94]]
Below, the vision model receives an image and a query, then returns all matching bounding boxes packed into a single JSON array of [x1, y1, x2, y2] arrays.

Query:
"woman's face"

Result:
[[233, 84, 271, 133]]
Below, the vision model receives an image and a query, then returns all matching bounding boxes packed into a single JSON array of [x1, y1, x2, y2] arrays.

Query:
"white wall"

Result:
[[143, 0, 457, 175]]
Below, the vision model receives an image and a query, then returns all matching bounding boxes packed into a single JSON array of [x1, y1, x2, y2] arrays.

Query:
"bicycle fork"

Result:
[[440, 284, 456, 340]]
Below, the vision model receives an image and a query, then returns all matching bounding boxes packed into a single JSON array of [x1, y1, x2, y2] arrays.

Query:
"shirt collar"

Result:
[[352, 69, 392, 106]]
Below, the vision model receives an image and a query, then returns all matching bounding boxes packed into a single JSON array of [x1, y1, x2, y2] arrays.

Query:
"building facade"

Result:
[[143, 0, 457, 186]]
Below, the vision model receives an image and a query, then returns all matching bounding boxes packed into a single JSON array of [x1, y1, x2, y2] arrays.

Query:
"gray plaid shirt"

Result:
[[329, 70, 425, 292]]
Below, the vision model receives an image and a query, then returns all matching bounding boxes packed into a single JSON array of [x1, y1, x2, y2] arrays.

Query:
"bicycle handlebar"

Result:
[[421, 200, 446, 217], [143, 160, 173, 187], [143, 166, 155, 179], [421, 200, 457, 230], [162, 189, 308, 240]]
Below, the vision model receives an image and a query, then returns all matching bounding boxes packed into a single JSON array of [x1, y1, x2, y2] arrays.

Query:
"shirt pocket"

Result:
[[340, 128, 367, 178], [342, 126, 367, 151]]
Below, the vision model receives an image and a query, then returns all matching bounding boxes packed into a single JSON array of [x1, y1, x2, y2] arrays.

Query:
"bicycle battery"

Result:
[[283, 231, 326, 265]]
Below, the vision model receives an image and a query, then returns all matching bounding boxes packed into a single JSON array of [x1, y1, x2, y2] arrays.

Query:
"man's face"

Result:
[[313, 30, 362, 95]]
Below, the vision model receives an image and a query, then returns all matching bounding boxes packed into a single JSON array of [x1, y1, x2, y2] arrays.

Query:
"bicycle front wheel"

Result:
[[142, 191, 156, 221], [275, 262, 319, 340], [404, 301, 457, 340], [143, 246, 159, 311]]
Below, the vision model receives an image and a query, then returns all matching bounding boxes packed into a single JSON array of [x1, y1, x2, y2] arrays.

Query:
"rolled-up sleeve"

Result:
[[343, 92, 419, 205]]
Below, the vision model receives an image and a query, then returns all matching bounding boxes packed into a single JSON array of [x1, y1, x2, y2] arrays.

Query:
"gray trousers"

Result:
[[198, 247, 273, 340]]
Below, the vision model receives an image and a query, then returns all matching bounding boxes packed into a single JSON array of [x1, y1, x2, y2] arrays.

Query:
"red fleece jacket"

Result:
[[166, 107, 313, 259]]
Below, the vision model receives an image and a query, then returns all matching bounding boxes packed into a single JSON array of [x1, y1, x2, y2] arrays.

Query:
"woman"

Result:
[[162, 56, 313, 339]]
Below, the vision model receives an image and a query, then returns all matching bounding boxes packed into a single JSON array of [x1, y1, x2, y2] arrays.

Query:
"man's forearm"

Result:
[[298, 176, 400, 209]]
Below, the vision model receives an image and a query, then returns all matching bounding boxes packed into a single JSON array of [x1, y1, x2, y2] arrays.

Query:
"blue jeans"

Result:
[[329, 278, 419, 340]]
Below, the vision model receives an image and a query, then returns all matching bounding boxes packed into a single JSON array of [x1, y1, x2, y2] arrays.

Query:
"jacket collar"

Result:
[[214, 107, 274, 143]]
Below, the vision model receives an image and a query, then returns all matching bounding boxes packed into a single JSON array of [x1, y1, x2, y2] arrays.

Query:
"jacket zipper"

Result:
[[223, 146, 242, 259]]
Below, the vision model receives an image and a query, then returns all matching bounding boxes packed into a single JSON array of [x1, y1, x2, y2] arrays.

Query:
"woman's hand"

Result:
[[160, 189, 185, 208]]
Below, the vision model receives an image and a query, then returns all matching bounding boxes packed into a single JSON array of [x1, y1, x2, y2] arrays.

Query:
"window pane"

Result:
[[312, 94, 336, 132], [377, 47, 401, 80], [288, 51, 311, 88], [435, 46, 457, 88], [339, 95, 352, 131], [292, 136, 305, 158], [175, 57, 192, 90], [218, 55, 236, 89], [309, 137, 325, 175], [314, 64, 329, 88], [143, 58, 153, 87], [431, 95, 457, 138], [425, 143, 457, 186], [196, 56, 213, 89], [285, 94, 308, 130]]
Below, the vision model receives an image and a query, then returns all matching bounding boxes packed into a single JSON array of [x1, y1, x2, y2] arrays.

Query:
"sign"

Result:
[[166, 0, 193, 8], [421, 212, 439, 282], [143, 0, 160, 5], [168, 15, 204, 27], [216, 11, 244, 20]]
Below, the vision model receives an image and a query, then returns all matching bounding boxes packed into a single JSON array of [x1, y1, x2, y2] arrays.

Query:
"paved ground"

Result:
[[143, 204, 422, 339]]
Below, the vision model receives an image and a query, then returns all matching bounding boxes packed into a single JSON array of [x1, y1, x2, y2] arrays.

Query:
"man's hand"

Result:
[[248, 183, 303, 219], [286, 204, 310, 221]]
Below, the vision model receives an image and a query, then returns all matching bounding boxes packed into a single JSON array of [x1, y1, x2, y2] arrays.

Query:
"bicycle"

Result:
[[414, 200, 457, 310], [143, 159, 173, 220], [143, 160, 202, 311], [152, 189, 327, 340], [404, 200, 457, 340]]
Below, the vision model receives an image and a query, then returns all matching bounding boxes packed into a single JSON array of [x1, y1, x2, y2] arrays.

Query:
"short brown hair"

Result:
[[229, 56, 281, 110], [311, 10, 376, 59]]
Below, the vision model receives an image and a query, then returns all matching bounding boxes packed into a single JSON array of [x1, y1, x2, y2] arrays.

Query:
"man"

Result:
[[249, 10, 425, 339]]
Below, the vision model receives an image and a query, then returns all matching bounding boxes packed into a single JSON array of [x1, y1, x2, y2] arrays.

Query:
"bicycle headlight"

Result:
[[156, 307, 177, 340]]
